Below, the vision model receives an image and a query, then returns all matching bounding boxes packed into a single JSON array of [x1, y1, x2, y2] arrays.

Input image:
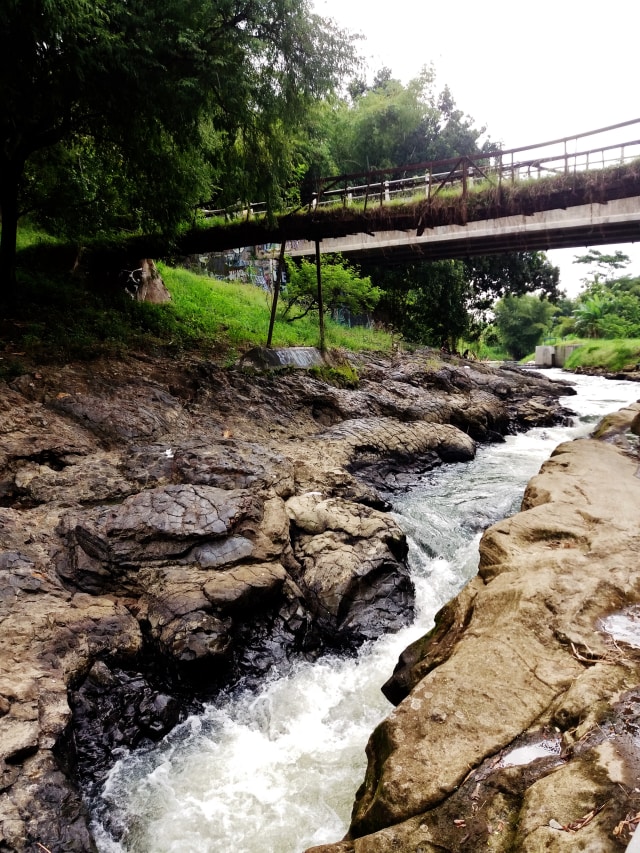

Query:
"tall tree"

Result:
[[0, 0, 356, 293], [463, 252, 562, 318], [363, 251, 560, 347], [494, 294, 556, 359], [323, 65, 488, 177], [367, 259, 471, 349]]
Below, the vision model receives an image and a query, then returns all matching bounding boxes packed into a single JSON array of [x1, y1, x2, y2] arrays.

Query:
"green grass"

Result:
[[15, 221, 65, 252], [0, 230, 391, 375], [161, 264, 391, 353], [563, 339, 640, 372]]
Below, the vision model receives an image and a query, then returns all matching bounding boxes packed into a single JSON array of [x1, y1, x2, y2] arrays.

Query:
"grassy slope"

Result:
[[159, 264, 391, 354], [1, 235, 391, 376], [563, 339, 640, 372]]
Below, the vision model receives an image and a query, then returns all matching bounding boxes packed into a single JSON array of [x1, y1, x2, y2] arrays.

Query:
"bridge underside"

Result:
[[287, 196, 640, 263]]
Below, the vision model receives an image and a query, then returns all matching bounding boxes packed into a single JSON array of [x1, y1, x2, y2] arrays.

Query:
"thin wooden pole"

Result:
[[315, 239, 325, 353], [266, 241, 286, 348]]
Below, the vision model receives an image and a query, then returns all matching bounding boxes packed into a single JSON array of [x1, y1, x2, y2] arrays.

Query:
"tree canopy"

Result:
[[569, 252, 640, 339], [283, 254, 381, 322], [494, 294, 556, 360], [0, 0, 356, 291], [358, 251, 560, 349], [301, 65, 488, 183]]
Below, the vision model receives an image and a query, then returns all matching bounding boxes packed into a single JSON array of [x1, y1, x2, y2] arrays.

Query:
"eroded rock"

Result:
[[287, 494, 413, 642], [0, 348, 575, 851], [309, 433, 640, 853]]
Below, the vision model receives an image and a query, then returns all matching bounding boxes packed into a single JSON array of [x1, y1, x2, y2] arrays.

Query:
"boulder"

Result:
[[286, 494, 413, 642]]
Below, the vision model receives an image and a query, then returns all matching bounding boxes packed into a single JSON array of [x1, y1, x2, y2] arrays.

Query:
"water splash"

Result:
[[601, 606, 640, 650]]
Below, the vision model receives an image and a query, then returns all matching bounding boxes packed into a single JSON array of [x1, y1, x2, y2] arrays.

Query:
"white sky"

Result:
[[313, 0, 640, 295]]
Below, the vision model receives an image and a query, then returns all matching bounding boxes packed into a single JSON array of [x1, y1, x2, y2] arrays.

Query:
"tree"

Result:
[[573, 249, 631, 281], [360, 251, 560, 349], [366, 259, 471, 349], [323, 65, 488, 177], [572, 295, 610, 338], [0, 0, 356, 293], [571, 266, 640, 339], [463, 253, 561, 319], [283, 255, 381, 321], [493, 294, 556, 359]]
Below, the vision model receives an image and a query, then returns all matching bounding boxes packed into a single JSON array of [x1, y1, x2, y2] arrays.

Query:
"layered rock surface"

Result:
[[309, 402, 640, 853], [0, 349, 573, 851]]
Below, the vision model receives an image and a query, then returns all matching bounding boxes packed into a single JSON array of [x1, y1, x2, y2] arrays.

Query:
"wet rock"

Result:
[[0, 349, 575, 850], [286, 494, 413, 642], [70, 661, 182, 793], [309, 429, 640, 853]]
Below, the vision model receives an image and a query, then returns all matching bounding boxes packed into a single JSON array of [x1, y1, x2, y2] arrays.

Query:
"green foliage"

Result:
[[572, 295, 610, 338], [359, 250, 560, 350], [283, 255, 381, 321], [571, 254, 640, 339], [326, 65, 487, 174], [0, 0, 358, 288], [573, 249, 631, 277], [493, 294, 556, 360], [371, 260, 471, 349], [463, 253, 561, 319]]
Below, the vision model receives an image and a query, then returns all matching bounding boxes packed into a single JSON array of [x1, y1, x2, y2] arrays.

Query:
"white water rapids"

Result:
[[92, 370, 640, 853]]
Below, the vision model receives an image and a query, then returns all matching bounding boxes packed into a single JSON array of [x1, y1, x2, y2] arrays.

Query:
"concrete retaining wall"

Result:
[[535, 344, 581, 368]]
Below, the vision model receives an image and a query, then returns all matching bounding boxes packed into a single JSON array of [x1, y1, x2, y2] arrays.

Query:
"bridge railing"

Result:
[[199, 118, 640, 220], [313, 126, 640, 211]]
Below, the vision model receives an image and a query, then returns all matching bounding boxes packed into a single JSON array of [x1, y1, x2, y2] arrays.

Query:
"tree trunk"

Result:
[[0, 164, 20, 300]]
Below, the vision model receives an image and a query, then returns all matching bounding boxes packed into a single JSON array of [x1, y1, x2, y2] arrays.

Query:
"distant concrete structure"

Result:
[[535, 344, 581, 368]]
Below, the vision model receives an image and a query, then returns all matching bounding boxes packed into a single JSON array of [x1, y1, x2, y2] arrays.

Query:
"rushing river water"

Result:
[[92, 370, 640, 853]]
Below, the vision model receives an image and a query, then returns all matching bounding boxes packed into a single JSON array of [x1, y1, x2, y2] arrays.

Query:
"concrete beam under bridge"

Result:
[[286, 196, 640, 262]]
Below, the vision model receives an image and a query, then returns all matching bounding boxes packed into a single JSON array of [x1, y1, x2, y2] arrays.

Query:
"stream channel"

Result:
[[92, 370, 640, 853]]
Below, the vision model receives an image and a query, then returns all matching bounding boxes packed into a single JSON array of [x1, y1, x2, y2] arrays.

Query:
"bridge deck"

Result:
[[285, 196, 640, 263]]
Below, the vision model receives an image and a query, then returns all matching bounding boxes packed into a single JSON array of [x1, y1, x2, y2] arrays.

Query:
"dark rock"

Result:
[[286, 494, 414, 643], [69, 661, 183, 794]]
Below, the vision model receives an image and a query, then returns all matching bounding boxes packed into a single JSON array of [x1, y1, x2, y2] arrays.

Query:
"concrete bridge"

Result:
[[181, 118, 640, 267], [285, 194, 640, 264]]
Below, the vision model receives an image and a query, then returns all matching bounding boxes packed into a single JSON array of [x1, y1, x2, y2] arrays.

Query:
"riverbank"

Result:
[[0, 349, 574, 851], [310, 399, 640, 853]]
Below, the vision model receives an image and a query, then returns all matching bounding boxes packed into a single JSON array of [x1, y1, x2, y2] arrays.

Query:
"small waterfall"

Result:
[[92, 371, 640, 853]]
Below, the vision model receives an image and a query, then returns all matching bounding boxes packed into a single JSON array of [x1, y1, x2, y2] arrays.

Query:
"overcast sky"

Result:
[[313, 0, 640, 294]]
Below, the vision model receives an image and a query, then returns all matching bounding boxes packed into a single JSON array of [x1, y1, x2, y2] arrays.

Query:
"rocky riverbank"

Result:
[[309, 400, 640, 853], [0, 349, 574, 851]]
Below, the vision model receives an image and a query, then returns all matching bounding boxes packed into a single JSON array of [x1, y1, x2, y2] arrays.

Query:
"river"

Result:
[[91, 370, 640, 853]]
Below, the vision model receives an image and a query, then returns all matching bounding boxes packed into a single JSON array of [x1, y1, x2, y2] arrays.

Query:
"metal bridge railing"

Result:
[[200, 118, 640, 220]]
